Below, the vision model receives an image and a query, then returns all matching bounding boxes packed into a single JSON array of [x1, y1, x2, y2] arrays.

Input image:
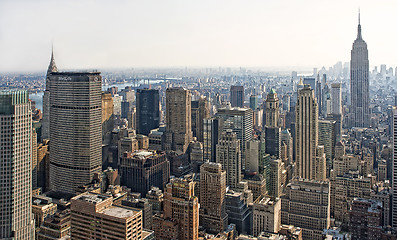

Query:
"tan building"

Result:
[[216, 130, 242, 188], [164, 87, 193, 153], [102, 92, 114, 145], [191, 96, 210, 142], [70, 192, 143, 240], [295, 85, 326, 181], [32, 196, 57, 228], [331, 172, 371, 223], [37, 139, 50, 192], [252, 197, 281, 236], [200, 162, 228, 234], [37, 209, 71, 240], [281, 179, 330, 240], [269, 158, 285, 198], [153, 177, 199, 240]]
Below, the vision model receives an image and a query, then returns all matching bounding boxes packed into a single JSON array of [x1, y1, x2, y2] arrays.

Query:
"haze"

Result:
[[0, 0, 396, 72]]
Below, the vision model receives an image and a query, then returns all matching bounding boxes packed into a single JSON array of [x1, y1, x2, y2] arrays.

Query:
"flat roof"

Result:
[[101, 206, 139, 219]]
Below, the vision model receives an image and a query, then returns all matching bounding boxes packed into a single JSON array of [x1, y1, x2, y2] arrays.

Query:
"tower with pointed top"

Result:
[[265, 89, 279, 128], [350, 12, 370, 128], [42, 48, 58, 140]]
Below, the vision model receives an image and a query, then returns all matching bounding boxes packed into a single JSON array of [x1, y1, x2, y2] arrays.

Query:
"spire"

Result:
[[47, 45, 58, 75], [357, 9, 362, 40]]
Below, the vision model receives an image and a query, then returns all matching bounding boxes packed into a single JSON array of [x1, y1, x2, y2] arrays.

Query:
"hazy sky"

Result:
[[1, 0, 396, 72]]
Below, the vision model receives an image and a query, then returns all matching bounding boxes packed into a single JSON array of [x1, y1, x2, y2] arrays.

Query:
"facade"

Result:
[[295, 85, 326, 181], [350, 15, 370, 128], [269, 158, 285, 198], [136, 89, 160, 136], [200, 162, 228, 234], [318, 120, 336, 176], [281, 179, 330, 240], [203, 117, 223, 162], [225, 190, 251, 235], [164, 88, 193, 153], [32, 196, 57, 228], [71, 193, 143, 239], [161, 177, 199, 240], [0, 91, 35, 239], [252, 197, 281, 236], [349, 198, 383, 240], [230, 85, 244, 107], [49, 72, 102, 194], [119, 150, 170, 197], [191, 96, 210, 142], [216, 130, 242, 188]]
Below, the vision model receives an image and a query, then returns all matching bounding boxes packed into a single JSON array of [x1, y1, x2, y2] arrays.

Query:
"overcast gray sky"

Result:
[[0, 0, 396, 72]]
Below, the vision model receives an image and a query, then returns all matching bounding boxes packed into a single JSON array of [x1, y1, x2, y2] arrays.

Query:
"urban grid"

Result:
[[1, 2, 397, 240]]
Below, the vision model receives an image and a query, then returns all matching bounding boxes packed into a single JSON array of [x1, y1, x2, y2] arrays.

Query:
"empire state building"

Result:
[[350, 13, 370, 128]]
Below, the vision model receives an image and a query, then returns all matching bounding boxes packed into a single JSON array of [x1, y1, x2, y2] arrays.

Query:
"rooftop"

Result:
[[100, 206, 139, 219]]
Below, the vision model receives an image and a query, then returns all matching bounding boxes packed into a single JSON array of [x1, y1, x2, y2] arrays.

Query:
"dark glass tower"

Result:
[[350, 13, 370, 127], [136, 89, 160, 136]]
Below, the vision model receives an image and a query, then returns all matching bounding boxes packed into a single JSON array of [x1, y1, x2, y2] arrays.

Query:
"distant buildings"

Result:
[[0, 90, 35, 239], [49, 72, 102, 194]]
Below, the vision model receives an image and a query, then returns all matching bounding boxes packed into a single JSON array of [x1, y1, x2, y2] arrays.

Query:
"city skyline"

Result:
[[1, 0, 397, 72]]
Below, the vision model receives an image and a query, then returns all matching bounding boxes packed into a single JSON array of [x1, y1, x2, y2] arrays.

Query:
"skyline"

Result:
[[1, 0, 397, 72]]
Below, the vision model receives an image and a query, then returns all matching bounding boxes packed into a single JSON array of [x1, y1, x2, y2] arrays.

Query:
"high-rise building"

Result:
[[230, 85, 244, 107], [350, 13, 370, 128], [331, 83, 342, 115], [136, 89, 160, 136], [264, 89, 279, 128], [303, 77, 316, 95], [49, 72, 102, 194], [252, 197, 281, 236], [249, 94, 258, 110], [295, 85, 326, 181], [158, 177, 199, 240], [318, 120, 336, 177], [225, 189, 251, 235], [216, 106, 253, 167], [164, 88, 193, 153], [349, 198, 383, 240], [200, 162, 228, 234], [191, 96, 210, 142], [71, 192, 143, 239], [119, 150, 170, 197], [281, 179, 330, 240], [203, 117, 223, 162], [216, 130, 242, 188], [42, 48, 58, 140], [0, 90, 35, 239]]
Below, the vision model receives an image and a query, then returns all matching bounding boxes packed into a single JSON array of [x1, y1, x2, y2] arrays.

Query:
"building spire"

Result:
[[47, 44, 58, 75], [357, 9, 362, 40]]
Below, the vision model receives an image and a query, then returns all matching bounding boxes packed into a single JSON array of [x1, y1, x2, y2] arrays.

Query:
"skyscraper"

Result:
[[331, 83, 342, 115], [0, 90, 35, 239], [200, 162, 228, 234], [42, 48, 58, 140], [350, 13, 370, 128], [216, 130, 242, 188], [295, 85, 326, 181], [164, 88, 193, 153], [191, 96, 210, 142], [264, 89, 279, 128], [249, 94, 258, 110], [230, 85, 244, 107], [49, 72, 102, 194], [136, 89, 160, 136]]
